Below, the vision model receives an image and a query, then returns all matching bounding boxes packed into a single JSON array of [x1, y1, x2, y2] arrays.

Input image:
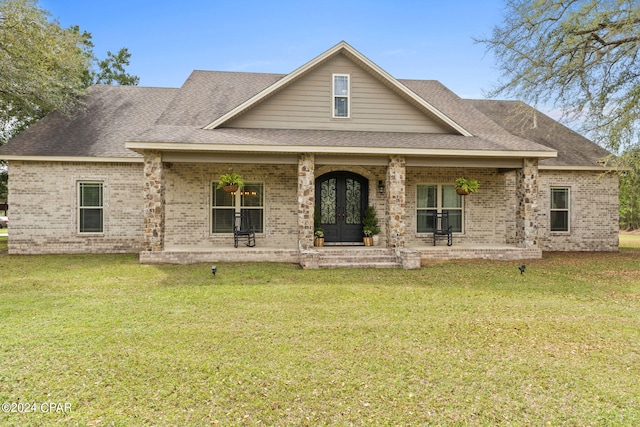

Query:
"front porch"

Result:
[[139, 152, 543, 269], [139, 243, 541, 268]]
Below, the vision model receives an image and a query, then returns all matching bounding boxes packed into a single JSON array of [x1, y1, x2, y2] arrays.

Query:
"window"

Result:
[[212, 182, 264, 233], [416, 184, 463, 233], [333, 74, 350, 118], [78, 182, 103, 233], [550, 187, 570, 232]]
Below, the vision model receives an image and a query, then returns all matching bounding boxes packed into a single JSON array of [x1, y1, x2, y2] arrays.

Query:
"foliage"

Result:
[[0, 0, 91, 140], [454, 177, 479, 194], [618, 149, 640, 229], [477, 0, 640, 152], [0, 251, 639, 425], [92, 48, 140, 86], [0, 0, 139, 145], [216, 171, 244, 189], [314, 207, 323, 235], [362, 205, 380, 236]]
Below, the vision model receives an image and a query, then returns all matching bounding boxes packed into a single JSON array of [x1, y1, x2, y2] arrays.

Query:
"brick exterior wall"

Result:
[[7, 161, 145, 254], [7, 161, 619, 255], [405, 167, 511, 246], [163, 162, 299, 249], [404, 166, 618, 251], [537, 170, 619, 251]]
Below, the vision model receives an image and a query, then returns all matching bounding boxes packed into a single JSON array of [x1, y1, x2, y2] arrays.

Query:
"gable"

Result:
[[223, 53, 453, 133]]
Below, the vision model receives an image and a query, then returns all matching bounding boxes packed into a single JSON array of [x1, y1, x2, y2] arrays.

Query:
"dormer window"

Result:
[[333, 74, 350, 118]]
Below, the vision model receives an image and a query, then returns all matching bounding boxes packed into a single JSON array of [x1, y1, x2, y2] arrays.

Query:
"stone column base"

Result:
[[300, 250, 320, 269], [397, 249, 421, 269]]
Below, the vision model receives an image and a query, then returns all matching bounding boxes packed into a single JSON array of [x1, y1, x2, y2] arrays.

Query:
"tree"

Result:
[[0, 0, 90, 139], [477, 0, 640, 152], [618, 149, 640, 229], [0, 0, 139, 144], [93, 49, 140, 86]]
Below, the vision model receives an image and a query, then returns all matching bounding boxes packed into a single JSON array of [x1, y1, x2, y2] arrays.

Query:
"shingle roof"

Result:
[[157, 70, 284, 126], [467, 99, 611, 167], [0, 85, 177, 158], [124, 72, 554, 155], [1, 67, 609, 166]]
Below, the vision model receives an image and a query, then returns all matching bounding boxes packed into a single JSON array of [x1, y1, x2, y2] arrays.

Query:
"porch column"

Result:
[[143, 151, 165, 252], [386, 155, 406, 249], [516, 158, 539, 248], [298, 153, 315, 250]]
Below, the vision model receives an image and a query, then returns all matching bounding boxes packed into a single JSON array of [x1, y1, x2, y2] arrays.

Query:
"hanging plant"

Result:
[[217, 171, 245, 193], [454, 177, 479, 195]]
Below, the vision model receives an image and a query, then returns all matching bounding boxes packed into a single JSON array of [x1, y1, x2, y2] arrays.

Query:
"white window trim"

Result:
[[211, 181, 264, 234], [416, 184, 464, 234], [550, 187, 570, 233], [332, 73, 350, 119], [77, 180, 104, 234]]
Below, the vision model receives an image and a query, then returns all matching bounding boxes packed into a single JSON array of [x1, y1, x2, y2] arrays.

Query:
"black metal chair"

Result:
[[433, 211, 452, 246], [234, 212, 256, 248]]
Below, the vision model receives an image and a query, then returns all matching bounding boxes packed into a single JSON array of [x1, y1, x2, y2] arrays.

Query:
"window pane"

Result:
[[213, 187, 234, 207], [334, 75, 349, 95], [241, 183, 263, 207], [550, 211, 569, 232], [334, 97, 348, 117], [321, 178, 337, 224], [446, 210, 462, 233], [551, 188, 568, 209], [79, 182, 103, 233], [417, 185, 437, 208], [442, 185, 462, 208], [417, 210, 436, 233], [417, 186, 428, 208], [80, 183, 102, 207], [80, 208, 103, 233], [212, 208, 234, 233], [244, 208, 264, 233], [345, 178, 361, 224]]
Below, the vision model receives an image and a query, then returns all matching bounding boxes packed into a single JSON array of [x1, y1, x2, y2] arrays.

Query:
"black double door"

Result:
[[315, 172, 368, 243]]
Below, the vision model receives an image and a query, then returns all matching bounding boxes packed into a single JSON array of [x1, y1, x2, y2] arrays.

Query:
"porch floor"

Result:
[[139, 243, 542, 267]]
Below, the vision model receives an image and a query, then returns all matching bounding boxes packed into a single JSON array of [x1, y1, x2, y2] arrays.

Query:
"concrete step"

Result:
[[316, 247, 401, 269], [319, 261, 401, 269]]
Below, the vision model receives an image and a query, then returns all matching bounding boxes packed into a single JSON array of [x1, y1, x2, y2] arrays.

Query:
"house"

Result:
[[0, 41, 618, 269]]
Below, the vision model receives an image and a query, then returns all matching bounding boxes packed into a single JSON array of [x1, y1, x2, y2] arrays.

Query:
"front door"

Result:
[[315, 172, 368, 243]]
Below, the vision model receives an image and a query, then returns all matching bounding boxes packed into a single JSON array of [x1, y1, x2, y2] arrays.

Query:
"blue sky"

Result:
[[41, 0, 506, 99]]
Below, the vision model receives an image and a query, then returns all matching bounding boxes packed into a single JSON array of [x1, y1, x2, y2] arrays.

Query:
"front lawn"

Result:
[[0, 247, 638, 426], [620, 232, 640, 249]]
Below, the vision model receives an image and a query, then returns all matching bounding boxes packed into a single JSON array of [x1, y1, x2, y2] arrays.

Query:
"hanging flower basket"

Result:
[[454, 177, 479, 196], [217, 171, 244, 193], [223, 184, 239, 193]]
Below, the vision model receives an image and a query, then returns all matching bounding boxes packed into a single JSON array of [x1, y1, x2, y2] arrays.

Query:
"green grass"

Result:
[[0, 244, 639, 425], [620, 232, 640, 249]]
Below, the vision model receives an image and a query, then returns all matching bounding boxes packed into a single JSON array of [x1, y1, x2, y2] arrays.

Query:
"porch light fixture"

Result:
[[377, 180, 385, 195]]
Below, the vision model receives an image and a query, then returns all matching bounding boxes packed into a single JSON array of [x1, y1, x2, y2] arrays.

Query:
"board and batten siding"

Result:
[[226, 53, 452, 133]]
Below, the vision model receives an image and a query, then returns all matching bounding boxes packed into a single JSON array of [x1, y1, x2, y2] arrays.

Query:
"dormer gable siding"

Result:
[[225, 53, 451, 133]]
